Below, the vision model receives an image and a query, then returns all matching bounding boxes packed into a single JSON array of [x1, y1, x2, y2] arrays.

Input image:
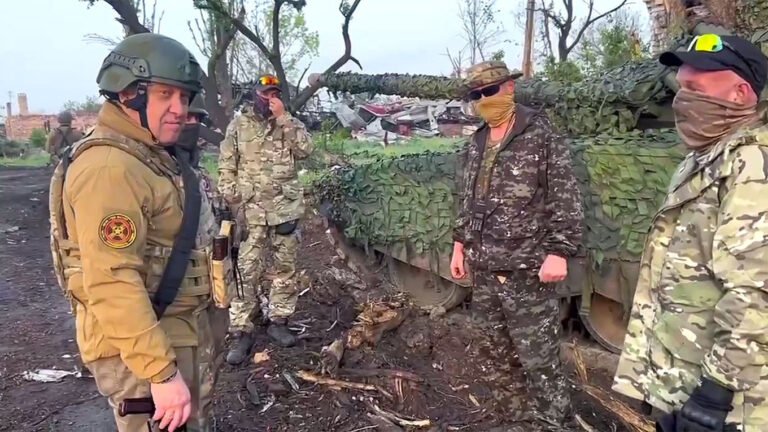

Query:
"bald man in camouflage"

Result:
[[613, 34, 768, 432], [218, 75, 313, 365]]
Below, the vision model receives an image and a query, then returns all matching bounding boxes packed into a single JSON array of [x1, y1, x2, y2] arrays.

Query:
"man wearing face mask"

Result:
[[450, 61, 583, 429], [612, 34, 768, 432], [218, 74, 313, 364]]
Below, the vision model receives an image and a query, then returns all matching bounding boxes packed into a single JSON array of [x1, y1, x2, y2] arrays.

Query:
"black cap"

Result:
[[660, 34, 768, 96]]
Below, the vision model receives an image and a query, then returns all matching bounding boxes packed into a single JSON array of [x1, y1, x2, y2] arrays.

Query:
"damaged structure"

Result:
[[331, 95, 477, 143]]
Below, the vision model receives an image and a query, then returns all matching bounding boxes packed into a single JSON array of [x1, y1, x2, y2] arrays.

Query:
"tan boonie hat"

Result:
[[463, 61, 523, 90]]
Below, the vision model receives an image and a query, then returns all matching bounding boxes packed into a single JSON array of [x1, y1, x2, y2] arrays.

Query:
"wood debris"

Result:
[[296, 370, 377, 391], [571, 344, 654, 432], [364, 399, 431, 428], [321, 337, 346, 375], [346, 301, 406, 349]]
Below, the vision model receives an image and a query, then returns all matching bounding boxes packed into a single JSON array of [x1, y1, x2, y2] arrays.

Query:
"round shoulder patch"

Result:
[[99, 213, 137, 249]]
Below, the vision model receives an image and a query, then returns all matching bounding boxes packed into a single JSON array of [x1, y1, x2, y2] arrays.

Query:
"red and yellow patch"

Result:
[[99, 213, 137, 249]]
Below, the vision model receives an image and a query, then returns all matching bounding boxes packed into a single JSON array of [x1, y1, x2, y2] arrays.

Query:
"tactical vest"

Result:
[[49, 128, 230, 313]]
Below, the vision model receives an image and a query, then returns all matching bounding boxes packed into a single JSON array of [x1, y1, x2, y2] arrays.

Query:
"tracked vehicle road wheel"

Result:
[[387, 257, 469, 310], [578, 292, 627, 354]]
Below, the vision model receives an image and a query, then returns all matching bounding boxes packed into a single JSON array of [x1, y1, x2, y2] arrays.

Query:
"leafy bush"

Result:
[[0, 137, 28, 158], [28, 128, 47, 149]]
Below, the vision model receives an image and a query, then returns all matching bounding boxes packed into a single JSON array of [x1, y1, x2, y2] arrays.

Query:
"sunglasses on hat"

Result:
[[687, 34, 752, 68], [258, 74, 280, 86], [466, 82, 504, 101]]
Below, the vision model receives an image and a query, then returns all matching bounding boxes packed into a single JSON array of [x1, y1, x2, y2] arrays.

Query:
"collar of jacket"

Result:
[[97, 100, 157, 147], [95, 101, 179, 174], [474, 103, 539, 149], [657, 120, 768, 216]]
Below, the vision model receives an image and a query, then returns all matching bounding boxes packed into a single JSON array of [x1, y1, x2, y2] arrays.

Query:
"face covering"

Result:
[[475, 91, 516, 128], [253, 95, 272, 118], [672, 88, 758, 149], [176, 123, 201, 152]]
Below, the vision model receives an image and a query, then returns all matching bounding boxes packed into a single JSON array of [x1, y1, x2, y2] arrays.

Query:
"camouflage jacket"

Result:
[[612, 122, 768, 429], [453, 104, 582, 272], [218, 106, 313, 226]]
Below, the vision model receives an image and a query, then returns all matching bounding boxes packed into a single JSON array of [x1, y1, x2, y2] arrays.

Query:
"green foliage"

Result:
[[538, 10, 650, 83], [62, 95, 102, 114], [540, 57, 583, 83], [0, 138, 28, 158], [0, 153, 49, 167], [577, 13, 650, 76], [200, 152, 219, 181], [28, 128, 47, 149]]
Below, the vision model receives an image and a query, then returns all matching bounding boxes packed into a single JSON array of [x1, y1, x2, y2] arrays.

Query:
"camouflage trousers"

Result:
[[230, 224, 299, 332], [86, 306, 228, 432], [471, 269, 570, 424]]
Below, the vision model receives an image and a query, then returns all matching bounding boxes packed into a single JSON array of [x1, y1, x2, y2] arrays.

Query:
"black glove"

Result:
[[674, 378, 734, 432]]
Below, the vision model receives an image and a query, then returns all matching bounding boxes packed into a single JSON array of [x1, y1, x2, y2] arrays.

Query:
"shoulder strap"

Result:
[[71, 130, 173, 178], [59, 127, 73, 148], [152, 148, 201, 318]]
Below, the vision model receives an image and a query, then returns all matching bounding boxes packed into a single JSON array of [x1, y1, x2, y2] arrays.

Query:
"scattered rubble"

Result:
[[331, 95, 477, 144]]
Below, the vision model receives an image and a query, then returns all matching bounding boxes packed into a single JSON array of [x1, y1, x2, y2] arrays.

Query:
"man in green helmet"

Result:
[[45, 110, 83, 166], [49, 33, 228, 432]]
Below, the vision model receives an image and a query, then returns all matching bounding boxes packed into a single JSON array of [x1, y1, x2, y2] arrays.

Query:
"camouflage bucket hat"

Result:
[[463, 61, 523, 91]]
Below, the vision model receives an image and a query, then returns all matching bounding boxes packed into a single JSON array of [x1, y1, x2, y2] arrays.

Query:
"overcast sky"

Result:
[[0, 0, 649, 115]]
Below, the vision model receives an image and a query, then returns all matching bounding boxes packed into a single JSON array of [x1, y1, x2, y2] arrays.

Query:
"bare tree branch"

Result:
[[295, 63, 312, 99], [199, 0, 274, 61], [290, 0, 363, 111], [103, 0, 151, 34], [538, 0, 626, 61], [562, 0, 627, 57], [83, 33, 124, 47]]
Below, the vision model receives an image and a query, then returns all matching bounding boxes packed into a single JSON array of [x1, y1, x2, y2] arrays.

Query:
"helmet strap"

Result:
[[124, 81, 150, 131]]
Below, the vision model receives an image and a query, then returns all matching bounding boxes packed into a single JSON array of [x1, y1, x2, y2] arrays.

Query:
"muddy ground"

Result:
[[0, 165, 646, 432]]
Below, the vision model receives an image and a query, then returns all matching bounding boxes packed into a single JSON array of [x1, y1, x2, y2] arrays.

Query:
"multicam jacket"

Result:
[[453, 104, 583, 273], [218, 106, 313, 226], [612, 122, 768, 430]]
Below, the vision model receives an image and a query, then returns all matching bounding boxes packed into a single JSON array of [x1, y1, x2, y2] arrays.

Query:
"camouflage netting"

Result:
[[319, 61, 673, 135], [316, 149, 462, 261], [569, 129, 685, 267], [315, 131, 685, 280]]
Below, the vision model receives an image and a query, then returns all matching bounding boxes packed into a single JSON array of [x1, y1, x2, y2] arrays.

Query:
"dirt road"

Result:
[[0, 165, 640, 431]]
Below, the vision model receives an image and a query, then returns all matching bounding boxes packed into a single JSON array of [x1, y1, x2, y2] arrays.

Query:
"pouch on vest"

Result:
[[470, 201, 490, 234], [275, 219, 298, 235], [209, 221, 236, 308]]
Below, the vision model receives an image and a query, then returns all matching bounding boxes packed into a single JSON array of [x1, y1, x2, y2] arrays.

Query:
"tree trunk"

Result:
[[644, 0, 768, 51]]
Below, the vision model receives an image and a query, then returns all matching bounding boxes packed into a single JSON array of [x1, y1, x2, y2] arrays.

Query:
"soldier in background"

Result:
[[613, 34, 768, 432], [450, 61, 583, 430], [218, 74, 313, 364], [45, 110, 83, 165]]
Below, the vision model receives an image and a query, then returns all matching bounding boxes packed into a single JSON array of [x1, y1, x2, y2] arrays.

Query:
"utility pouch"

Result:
[[470, 201, 490, 233], [209, 222, 236, 308]]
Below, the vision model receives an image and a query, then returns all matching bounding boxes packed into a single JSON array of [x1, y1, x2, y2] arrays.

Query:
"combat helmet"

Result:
[[188, 92, 209, 122], [57, 111, 73, 125], [96, 33, 203, 129]]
